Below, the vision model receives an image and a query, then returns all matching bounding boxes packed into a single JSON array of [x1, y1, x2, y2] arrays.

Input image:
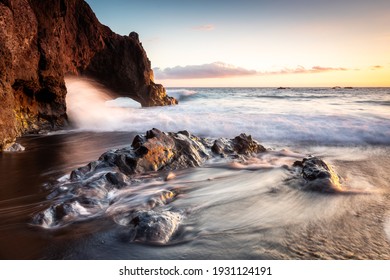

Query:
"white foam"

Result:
[[166, 89, 197, 101], [65, 78, 390, 145], [105, 97, 141, 108], [65, 77, 141, 131]]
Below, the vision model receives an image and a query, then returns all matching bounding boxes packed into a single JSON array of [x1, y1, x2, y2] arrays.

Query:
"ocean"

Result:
[[66, 79, 390, 146], [0, 78, 389, 259]]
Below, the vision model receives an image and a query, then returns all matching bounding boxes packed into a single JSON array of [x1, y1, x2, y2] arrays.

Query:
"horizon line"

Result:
[[164, 86, 390, 89]]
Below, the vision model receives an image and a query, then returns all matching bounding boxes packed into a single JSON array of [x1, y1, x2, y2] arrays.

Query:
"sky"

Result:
[[85, 0, 390, 87]]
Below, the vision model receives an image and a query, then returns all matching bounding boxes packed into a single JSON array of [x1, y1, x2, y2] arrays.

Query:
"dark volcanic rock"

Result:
[[72, 128, 265, 179], [119, 210, 183, 244], [73, 128, 212, 179], [32, 129, 345, 245], [55, 129, 267, 186], [0, 0, 176, 150], [212, 133, 266, 157], [32, 129, 268, 241], [232, 133, 266, 155], [294, 156, 343, 193], [33, 200, 94, 228]]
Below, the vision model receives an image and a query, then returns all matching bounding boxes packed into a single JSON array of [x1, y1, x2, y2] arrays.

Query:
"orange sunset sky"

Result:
[[87, 0, 390, 87]]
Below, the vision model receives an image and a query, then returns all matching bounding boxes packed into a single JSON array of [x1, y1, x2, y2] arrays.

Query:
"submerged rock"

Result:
[[294, 156, 343, 193], [116, 210, 183, 244], [132, 210, 182, 244]]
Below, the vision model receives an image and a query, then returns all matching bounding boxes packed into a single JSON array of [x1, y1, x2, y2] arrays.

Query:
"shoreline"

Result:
[[1, 129, 389, 259]]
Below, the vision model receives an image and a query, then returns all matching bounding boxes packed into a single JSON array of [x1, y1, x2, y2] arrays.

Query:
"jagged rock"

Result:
[[232, 133, 266, 155], [294, 156, 343, 192], [144, 83, 178, 107], [32, 129, 269, 238], [132, 210, 182, 244], [104, 172, 128, 188], [49, 128, 268, 188], [31, 129, 347, 246], [121, 210, 183, 244], [211, 138, 234, 155], [0, 0, 176, 150], [33, 200, 93, 228], [146, 190, 177, 208], [72, 129, 263, 178], [90, 128, 211, 176], [212, 133, 266, 157], [3, 142, 25, 152]]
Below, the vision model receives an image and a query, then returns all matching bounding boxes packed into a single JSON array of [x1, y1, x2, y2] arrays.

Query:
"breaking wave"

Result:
[[166, 88, 197, 101], [65, 78, 390, 145]]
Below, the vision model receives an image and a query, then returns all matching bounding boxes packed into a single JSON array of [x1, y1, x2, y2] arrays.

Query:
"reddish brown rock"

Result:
[[33, 129, 268, 233], [0, 0, 176, 150], [211, 133, 266, 156]]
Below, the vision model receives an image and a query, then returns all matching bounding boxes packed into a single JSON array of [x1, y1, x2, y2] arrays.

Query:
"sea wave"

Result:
[[65, 78, 390, 145], [105, 97, 141, 108], [166, 88, 197, 101]]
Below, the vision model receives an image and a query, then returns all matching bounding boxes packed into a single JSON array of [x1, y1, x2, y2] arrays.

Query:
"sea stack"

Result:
[[0, 0, 177, 150]]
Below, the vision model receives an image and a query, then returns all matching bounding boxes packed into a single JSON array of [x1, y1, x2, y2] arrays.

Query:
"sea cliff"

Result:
[[0, 0, 176, 150]]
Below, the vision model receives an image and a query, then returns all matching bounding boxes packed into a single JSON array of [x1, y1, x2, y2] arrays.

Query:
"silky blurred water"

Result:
[[0, 79, 389, 259], [66, 78, 390, 145]]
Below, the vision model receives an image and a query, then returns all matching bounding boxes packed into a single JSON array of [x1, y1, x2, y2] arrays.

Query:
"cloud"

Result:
[[192, 24, 215, 31], [370, 65, 383, 70], [264, 66, 349, 75], [154, 62, 257, 79], [154, 63, 350, 80]]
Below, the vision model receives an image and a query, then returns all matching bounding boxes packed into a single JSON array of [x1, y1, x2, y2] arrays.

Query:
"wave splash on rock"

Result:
[[0, 0, 177, 150]]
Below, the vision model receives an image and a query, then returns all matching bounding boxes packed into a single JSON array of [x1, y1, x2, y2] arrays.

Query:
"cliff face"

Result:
[[0, 0, 176, 150]]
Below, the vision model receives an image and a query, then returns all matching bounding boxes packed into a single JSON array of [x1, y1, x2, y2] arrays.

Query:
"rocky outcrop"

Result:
[[70, 128, 266, 181], [0, 0, 176, 150], [116, 210, 183, 244], [212, 133, 266, 156], [32, 129, 266, 243], [293, 156, 343, 192], [3, 142, 25, 152], [32, 129, 344, 243]]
